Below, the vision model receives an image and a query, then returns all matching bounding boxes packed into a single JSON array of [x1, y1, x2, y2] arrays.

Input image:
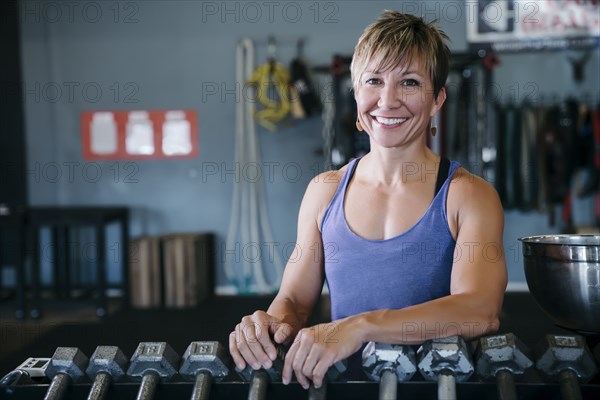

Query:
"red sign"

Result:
[[81, 110, 199, 160]]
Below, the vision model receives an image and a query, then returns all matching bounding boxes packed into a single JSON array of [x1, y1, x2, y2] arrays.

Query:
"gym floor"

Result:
[[0, 290, 580, 379]]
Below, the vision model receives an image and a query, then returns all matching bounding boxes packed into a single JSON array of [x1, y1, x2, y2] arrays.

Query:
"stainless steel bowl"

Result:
[[520, 235, 600, 334]]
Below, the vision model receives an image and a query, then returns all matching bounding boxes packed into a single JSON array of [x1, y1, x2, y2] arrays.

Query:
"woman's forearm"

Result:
[[349, 293, 501, 345]]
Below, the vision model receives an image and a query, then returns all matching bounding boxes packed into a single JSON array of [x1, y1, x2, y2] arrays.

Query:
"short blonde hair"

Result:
[[350, 10, 450, 98]]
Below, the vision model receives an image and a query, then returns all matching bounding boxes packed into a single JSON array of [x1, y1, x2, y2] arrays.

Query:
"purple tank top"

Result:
[[321, 157, 459, 321]]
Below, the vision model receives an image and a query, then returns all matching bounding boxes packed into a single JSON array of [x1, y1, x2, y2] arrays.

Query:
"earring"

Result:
[[356, 118, 363, 132], [431, 126, 437, 136]]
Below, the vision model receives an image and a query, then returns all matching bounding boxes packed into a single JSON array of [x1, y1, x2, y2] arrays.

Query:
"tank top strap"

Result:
[[319, 157, 361, 232]]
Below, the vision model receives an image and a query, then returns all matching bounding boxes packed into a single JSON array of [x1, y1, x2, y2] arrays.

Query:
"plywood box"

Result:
[[129, 236, 162, 308], [161, 233, 214, 308]]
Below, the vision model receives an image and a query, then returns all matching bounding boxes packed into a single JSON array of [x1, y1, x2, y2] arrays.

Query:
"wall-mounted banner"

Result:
[[81, 110, 199, 160], [467, 0, 600, 52]]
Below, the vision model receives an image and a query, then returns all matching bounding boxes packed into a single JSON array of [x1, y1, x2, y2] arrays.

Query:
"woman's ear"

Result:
[[430, 86, 447, 117]]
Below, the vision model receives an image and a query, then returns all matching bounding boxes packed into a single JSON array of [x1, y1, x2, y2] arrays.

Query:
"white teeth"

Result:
[[374, 116, 407, 125]]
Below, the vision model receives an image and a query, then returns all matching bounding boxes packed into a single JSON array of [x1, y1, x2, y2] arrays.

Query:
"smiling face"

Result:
[[350, 11, 450, 151], [355, 56, 446, 149]]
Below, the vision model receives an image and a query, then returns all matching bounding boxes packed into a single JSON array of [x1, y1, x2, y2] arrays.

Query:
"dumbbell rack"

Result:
[[2, 380, 600, 399], [3, 332, 599, 400]]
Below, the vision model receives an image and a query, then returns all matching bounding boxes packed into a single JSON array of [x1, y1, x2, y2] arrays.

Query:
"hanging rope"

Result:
[[247, 60, 292, 132], [225, 38, 285, 294]]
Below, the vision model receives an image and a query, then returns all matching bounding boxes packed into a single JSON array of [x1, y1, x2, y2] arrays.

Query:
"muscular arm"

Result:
[[266, 176, 331, 337], [230, 171, 340, 370]]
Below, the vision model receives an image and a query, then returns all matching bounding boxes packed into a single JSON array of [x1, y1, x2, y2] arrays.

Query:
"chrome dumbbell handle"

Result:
[[558, 369, 582, 400], [87, 372, 112, 400], [495, 370, 517, 400], [190, 371, 213, 400], [44, 373, 71, 400], [136, 372, 160, 400], [247, 370, 269, 400], [437, 369, 456, 400], [379, 369, 397, 400]]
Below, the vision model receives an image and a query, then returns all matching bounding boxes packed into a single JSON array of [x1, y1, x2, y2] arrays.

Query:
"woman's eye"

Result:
[[365, 78, 382, 85], [402, 79, 420, 87]]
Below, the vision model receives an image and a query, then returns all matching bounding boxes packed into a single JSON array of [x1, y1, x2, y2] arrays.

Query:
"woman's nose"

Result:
[[377, 84, 401, 108]]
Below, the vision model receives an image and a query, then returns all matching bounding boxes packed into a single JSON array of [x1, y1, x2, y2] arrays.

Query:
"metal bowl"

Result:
[[520, 235, 600, 334]]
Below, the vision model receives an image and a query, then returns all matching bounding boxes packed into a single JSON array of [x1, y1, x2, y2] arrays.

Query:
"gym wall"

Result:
[[17, 1, 600, 291]]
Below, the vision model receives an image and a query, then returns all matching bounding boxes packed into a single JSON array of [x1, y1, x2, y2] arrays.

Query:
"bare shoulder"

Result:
[[302, 165, 348, 227], [451, 167, 498, 202], [310, 167, 346, 196], [447, 167, 503, 232]]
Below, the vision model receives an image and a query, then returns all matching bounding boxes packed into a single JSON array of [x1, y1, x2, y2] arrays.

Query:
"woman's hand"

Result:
[[229, 310, 296, 371], [282, 317, 364, 389]]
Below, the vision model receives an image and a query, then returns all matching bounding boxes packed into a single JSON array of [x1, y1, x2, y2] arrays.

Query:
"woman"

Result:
[[229, 10, 507, 389]]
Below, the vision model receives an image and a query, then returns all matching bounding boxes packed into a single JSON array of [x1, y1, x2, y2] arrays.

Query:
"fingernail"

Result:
[[269, 350, 276, 360], [263, 360, 272, 369], [252, 363, 260, 370], [237, 363, 244, 370], [302, 384, 309, 390]]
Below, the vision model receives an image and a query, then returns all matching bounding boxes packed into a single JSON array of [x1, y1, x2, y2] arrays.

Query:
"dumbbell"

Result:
[[362, 342, 416, 400], [179, 341, 231, 400], [86, 346, 128, 400], [417, 335, 474, 400], [475, 333, 533, 400], [308, 360, 347, 400], [237, 345, 286, 400], [43, 347, 89, 400], [535, 334, 598, 400], [127, 342, 180, 400], [0, 357, 51, 387]]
